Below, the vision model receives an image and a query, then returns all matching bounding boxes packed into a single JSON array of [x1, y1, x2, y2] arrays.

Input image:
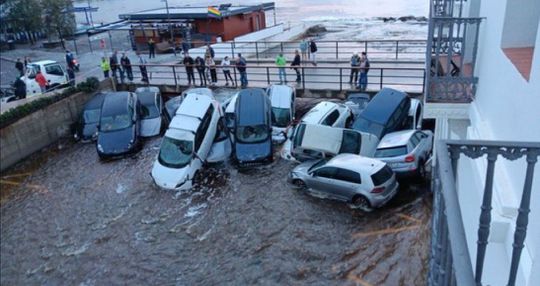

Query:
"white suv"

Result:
[[151, 91, 221, 191]]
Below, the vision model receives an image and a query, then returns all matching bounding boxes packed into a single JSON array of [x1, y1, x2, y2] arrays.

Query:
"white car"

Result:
[[406, 98, 423, 130], [300, 101, 353, 128], [206, 118, 232, 163], [281, 123, 379, 162], [23, 60, 69, 96], [223, 92, 239, 131], [135, 86, 163, 137], [267, 84, 295, 142], [151, 91, 221, 191]]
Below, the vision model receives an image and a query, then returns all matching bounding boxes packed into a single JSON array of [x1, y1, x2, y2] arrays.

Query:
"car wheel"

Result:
[[352, 195, 373, 212], [292, 179, 307, 190]]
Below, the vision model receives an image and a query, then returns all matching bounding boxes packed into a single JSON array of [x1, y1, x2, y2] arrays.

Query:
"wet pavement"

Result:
[[1, 97, 432, 286]]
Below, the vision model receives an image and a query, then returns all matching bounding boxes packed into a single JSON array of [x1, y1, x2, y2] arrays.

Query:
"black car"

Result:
[[74, 92, 106, 142], [233, 88, 273, 167], [96, 92, 141, 159], [351, 88, 410, 139]]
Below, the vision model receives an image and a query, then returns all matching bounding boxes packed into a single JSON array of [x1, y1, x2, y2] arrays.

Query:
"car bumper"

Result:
[[387, 163, 418, 178], [369, 181, 399, 208]]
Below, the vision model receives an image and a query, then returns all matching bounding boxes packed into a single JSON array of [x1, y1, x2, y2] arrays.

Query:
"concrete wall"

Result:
[[500, 0, 540, 48], [0, 81, 111, 172]]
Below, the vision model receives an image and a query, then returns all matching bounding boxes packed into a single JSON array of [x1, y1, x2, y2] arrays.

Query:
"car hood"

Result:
[[235, 139, 272, 162], [140, 117, 161, 137], [207, 138, 232, 163], [151, 161, 190, 190], [97, 127, 135, 153]]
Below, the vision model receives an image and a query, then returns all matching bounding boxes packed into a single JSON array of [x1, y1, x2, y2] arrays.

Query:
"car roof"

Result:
[[183, 88, 214, 99], [301, 101, 338, 124], [84, 92, 107, 110], [137, 92, 157, 106], [327, 154, 385, 174], [176, 92, 213, 118], [236, 88, 268, 125], [360, 88, 408, 124], [299, 124, 344, 153], [29, 60, 57, 66], [101, 92, 131, 115], [377, 129, 417, 149], [168, 115, 200, 134], [135, 86, 160, 94], [269, 85, 294, 108]]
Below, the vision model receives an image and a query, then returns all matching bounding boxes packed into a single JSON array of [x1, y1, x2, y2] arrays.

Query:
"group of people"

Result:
[[100, 50, 144, 83], [349, 51, 370, 91], [299, 38, 318, 65]]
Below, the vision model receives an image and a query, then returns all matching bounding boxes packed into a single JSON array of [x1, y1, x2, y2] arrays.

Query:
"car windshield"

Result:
[[83, 109, 101, 124], [100, 113, 132, 132], [353, 117, 384, 138], [140, 102, 159, 119], [308, 159, 327, 173], [236, 124, 269, 143], [374, 146, 408, 158], [272, 107, 291, 128], [158, 137, 193, 168]]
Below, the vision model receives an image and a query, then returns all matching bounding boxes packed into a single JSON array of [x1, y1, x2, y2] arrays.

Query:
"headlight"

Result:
[[97, 144, 104, 152]]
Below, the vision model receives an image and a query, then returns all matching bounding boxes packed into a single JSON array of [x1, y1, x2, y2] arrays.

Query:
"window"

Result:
[[334, 168, 362, 184], [45, 64, 64, 76], [374, 146, 408, 158], [322, 110, 339, 126], [500, 0, 539, 81], [371, 166, 393, 186], [313, 167, 337, 179], [410, 134, 421, 147]]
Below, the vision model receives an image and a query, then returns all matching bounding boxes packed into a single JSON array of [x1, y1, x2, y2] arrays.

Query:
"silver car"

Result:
[[288, 154, 399, 211], [374, 129, 433, 179]]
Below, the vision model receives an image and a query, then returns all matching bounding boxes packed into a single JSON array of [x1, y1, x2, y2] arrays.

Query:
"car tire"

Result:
[[291, 179, 307, 190], [352, 195, 373, 212]]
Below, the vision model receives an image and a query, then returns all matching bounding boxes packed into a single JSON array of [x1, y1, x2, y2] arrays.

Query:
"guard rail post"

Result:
[[172, 66, 178, 87], [266, 67, 271, 84]]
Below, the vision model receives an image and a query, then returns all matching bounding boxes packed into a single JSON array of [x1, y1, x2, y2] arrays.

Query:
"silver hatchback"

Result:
[[288, 154, 399, 211]]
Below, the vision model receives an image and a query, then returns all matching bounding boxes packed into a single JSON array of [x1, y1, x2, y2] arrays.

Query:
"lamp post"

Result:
[[162, 0, 176, 56]]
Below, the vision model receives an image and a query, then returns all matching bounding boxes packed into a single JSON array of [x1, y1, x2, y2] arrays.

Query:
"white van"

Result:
[[281, 123, 379, 162], [22, 60, 69, 96]]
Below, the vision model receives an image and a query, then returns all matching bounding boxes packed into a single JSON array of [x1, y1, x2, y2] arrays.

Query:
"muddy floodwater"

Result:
[[1, 97, 432, 286]]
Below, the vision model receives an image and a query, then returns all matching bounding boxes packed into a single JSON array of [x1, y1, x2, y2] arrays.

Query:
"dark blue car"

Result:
[[233, 88, 273, 167], [352, 88, 411, 140], [74, 92, 106, 142]]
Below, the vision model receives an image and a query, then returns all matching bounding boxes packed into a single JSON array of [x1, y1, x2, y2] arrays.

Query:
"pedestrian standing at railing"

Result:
[[309, 39, 318, 66], [206, 55, 218, 85], [221, 56, 234, 86], [299, 39, 308, 61], [357, 52, 370, 91], [137, 52, 149, 83], [291, 50, 301, 83], [109, 51, 119, 79], [121, 53, 134, 82], [148, 39, 156, 59], [349, 52, 360, 84], [100, 57, 110, 78], [236, 53, 248, 88], [195, 56, 207, 86], [276, 52, 287, 84], [183, 53, 195, 86]]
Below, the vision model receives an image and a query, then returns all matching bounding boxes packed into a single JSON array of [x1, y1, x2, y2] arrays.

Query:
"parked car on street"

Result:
[[300, 101, 353, 128], [352, 88, 411, 139], [151, 91, 221, 191], [281, 123, 379, 162], [232, 88, 273, 167], [96, 92, 141, 159], [135, 86, 163, 137], [267, 84, 295, 142], [374, 129, 433, 179], [344, 93, 370, 118], [288, 154, 399, 211], [22, 60, 69, 96], [74, 92, 107, 142]]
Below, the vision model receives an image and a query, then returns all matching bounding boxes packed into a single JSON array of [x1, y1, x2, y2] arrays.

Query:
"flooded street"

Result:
[[1, 97, 431, 285]]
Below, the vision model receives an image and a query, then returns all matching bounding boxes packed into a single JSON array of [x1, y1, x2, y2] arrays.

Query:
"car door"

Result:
[[44, 63, 67, 86], [332, 168, 363, 201], [307, 166, 343, 200]]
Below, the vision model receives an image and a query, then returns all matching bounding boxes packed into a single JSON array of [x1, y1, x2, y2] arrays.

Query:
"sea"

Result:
[[73, 0, 429, 41]]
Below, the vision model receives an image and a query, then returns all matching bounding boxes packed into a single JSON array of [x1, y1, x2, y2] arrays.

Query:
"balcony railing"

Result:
[[429, 140, 540, 286]]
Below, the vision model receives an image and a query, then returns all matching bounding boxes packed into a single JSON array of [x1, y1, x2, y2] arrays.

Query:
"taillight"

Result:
[[371, 187, 385, 194], [405, 155, 415, 162]]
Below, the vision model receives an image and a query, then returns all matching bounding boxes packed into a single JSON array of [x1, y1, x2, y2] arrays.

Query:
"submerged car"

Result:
[[232, 88, 273, 167], [300, 101, 353, 128], [288, 154, 399, 211], [74, 92, 107, 142], [374, 129, 433, 179], [135, 86, 163, 137], [267, 84, 295, 142], [96, 92, 141, 159], [151, 91, 221, 191], [281, 123, 379, 162]]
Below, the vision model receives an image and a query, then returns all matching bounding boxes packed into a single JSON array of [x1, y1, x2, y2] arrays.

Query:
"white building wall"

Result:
[[500, 0, 540, 48]]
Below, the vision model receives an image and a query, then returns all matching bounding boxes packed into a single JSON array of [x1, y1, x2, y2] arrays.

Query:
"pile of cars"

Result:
[[74, 85, 432, 211]]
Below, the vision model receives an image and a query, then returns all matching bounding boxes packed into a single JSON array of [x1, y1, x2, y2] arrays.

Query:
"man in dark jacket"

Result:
[[120, 53, 133, 82], [206, 44, 215, 59], [309, 39, 318, 66], [183, 54, 195, 85], [195, 56, 206, 86], [109, 51, 119, 79], [67, 67, 76, 86], [15, 58, 24, 76], [291, 50, 301, 83], [65, 50, 74, 69], [349, 53, 360, 84], [13, 77, 26, 99], [236, 53, 248, 88], [358, 52, 371, 91]]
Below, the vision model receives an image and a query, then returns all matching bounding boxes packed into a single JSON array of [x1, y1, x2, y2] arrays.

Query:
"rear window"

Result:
[[374, 146, 408, 158], [371, 165, 393, 186]]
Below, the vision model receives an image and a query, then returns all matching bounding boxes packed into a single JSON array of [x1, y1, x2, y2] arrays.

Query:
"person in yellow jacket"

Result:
[[101, 57, 111, 78], [275, 53, 287, 84]]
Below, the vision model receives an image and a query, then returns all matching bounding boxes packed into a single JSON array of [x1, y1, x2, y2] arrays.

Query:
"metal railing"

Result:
[[122, 63, 426, 94], [429, 140, 540, 286]]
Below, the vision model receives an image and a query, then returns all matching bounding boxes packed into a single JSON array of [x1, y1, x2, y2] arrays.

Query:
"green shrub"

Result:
[[0, 77, 101, 129]]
